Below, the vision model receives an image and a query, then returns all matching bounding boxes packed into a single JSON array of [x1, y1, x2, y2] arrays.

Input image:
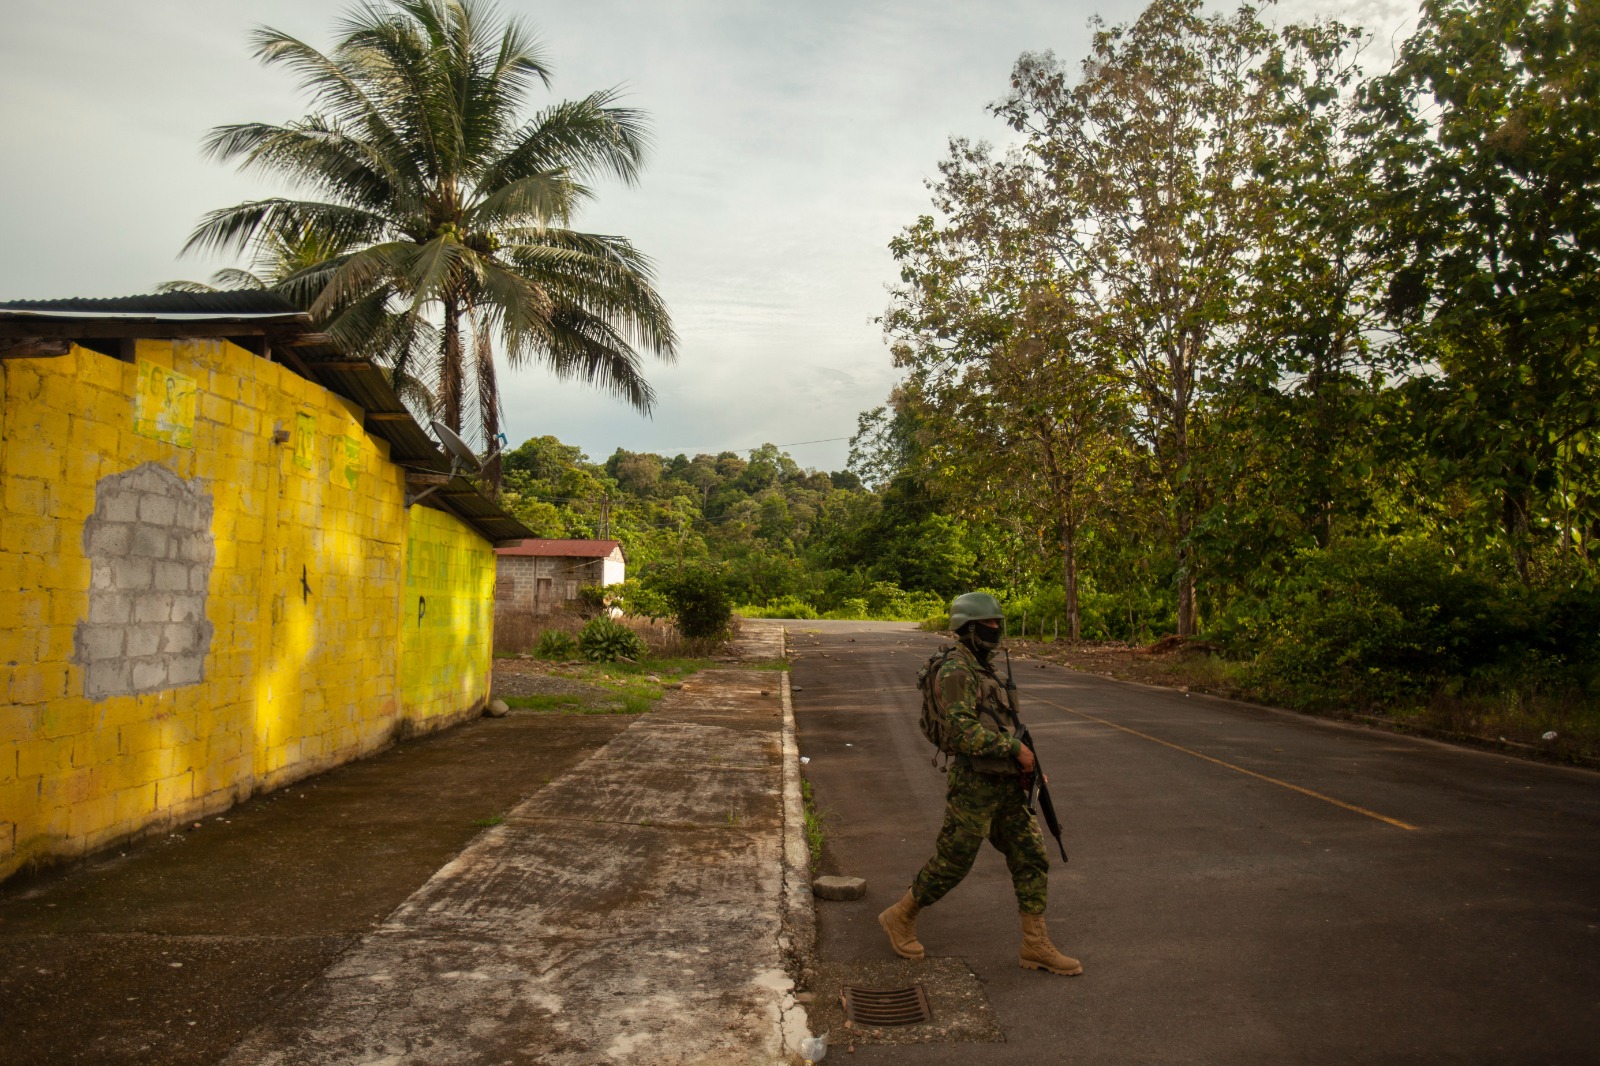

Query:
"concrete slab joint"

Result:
[[75, 461, 215, 699], [776, 628, 820, 1059]]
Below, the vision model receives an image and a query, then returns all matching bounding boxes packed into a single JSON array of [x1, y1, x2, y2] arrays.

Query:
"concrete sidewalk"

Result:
[[225, 622, 813, 1065], [2, 621, 816, 1065]]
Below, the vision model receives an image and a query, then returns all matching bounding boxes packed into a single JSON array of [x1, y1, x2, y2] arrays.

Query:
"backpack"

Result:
[[917, 645, 962, 768]]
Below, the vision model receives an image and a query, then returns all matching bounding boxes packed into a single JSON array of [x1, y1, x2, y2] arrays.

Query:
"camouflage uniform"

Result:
[[910, 643, 1050, 915]]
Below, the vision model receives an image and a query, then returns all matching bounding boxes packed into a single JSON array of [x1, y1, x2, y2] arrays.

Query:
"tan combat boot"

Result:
[[1019, 913, 1083, 975], [877, 890, 925, 959]]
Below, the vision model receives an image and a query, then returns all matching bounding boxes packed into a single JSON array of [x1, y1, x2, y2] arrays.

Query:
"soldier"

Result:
[[877, 591, 1083, 975]]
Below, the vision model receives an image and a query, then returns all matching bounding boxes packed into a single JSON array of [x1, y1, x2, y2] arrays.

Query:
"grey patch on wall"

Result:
[[75, 462, 215, 700]]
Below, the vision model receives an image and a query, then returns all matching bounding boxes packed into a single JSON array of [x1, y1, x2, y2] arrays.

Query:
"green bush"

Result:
[[534, 629, 578, 660], [1234, 537, 1578, 709], [739, 595, 818, 619], [578, 615, 648, 662], [666, 569, 733, 639], [824, 597, 870, 620], [615, 577, 670, 619], [575, 584, 609, 617]]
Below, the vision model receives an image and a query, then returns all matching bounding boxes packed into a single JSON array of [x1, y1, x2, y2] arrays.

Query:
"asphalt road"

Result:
[[789, 620, 1600, 1065]]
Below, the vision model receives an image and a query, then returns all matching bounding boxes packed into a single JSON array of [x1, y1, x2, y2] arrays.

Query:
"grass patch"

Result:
[[499, 657, 721, 716], [1046, 640, 1600, 766], [801, 778, 826, 872], [471, 814, 504, 827], [585, 657, 714, 681]]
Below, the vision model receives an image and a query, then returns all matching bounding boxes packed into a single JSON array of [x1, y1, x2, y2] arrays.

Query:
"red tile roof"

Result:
[[495, 539, 623, 559]]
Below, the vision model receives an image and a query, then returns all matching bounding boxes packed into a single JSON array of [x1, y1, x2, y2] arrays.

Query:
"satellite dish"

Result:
[[430, 420, 481, 473]]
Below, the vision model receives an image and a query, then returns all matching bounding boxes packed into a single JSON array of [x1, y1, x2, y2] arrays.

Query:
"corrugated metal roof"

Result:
[[0, 292, 531, 545], [0, 292, 305, 319], [496, 539, 624, 559]]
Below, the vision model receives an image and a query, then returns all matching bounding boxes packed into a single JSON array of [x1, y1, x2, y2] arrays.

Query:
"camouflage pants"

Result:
[[910, 762, 1049, 915]]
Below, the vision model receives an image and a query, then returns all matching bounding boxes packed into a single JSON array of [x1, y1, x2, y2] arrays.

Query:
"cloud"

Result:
[[0, 0, 1419, 474]]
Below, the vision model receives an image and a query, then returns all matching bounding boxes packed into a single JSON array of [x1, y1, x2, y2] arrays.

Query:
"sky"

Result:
[[0, 0, 1417, 473]]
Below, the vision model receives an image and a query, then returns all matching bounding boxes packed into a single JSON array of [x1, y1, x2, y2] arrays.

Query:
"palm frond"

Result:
[[182, 199, 389, 257], [155, 279, 221, 294], [466, 172, 584, 229], [480, 90, 650, 193], [535, 304, 657, 413], [202, 120, 405, 216]]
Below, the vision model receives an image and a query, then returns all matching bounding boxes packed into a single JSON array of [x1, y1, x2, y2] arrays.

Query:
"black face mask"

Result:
[[968, 620, 1003, 651]]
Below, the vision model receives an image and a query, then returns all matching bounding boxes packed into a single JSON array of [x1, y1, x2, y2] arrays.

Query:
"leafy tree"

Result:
[[665, 569, 733, 638], [1363, 0, 1600, 579], [185, 0, 676, 488], [885, 140, 1128, 638], [998, 0, 1303, 634]]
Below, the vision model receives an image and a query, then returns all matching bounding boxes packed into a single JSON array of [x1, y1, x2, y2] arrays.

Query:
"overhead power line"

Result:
[[646, 434, 854, 455]]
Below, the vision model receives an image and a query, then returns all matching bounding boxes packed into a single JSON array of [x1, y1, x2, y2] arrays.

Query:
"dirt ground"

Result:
[[490, 656, 618, 698], [0, 707, 632, 1066], [1008, 636, 1243, 695]]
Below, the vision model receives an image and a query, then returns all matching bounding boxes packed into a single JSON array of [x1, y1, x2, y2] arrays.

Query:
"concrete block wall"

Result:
[[0, 339, 494, 880], [401, 505, 495, 728], [493, 555, 603, 615]]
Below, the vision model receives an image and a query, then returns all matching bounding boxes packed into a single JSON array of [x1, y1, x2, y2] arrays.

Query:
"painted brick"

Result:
[[0, 626, 35, 664], [10, 663, 67, 703], [72, 728, 120, 769], [7, 439, 63, 481], [17, 736, 74, 779], [37, 552, 90, 592], [4, 477, 45, 514], [47, 591, 82, 627], [1, 514, 56, 555], [76, 416, 120, 456], [37, 626, 75, 663]]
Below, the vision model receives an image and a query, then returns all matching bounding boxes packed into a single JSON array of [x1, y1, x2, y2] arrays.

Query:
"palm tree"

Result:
[[184, 0, 676, 488], [161, 226, 356, 296]]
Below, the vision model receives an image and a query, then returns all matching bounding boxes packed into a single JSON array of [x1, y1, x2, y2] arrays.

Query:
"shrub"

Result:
[[578, 615, 648, 662], [824, 597, 870, 620], [574, 584, 609, 617], [666, 569, 733, 639], [738, 595, 818, 619], [534, 629, 578, 660], [616, 577, 671, 619], [1244, 538, 1520, 708]]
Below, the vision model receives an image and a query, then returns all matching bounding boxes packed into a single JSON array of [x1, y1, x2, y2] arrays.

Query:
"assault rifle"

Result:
[[1003, 648, 1069, 863]]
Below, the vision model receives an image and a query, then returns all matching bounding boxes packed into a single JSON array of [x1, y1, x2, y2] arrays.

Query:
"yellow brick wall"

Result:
[[400, 504, 495, 728], [0, 339, 492, 881]]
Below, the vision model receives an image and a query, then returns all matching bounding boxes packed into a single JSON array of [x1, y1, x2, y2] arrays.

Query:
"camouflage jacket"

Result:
[[934, 642, 1023, 775]]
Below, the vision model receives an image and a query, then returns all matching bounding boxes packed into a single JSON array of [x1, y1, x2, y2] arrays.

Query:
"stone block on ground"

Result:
[[812, 875, 867, 901]]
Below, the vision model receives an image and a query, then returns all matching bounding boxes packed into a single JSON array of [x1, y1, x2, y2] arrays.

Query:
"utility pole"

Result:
[[598, 494, 611, 540], [676, 516, 685, 573]]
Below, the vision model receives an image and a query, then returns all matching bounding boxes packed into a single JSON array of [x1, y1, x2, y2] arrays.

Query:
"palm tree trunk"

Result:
[[475, 322, 503, 496], [441, 295, 464, 433]]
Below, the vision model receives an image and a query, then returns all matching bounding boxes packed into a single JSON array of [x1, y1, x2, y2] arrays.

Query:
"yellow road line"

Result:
[[1027, 693, 1418, 832]]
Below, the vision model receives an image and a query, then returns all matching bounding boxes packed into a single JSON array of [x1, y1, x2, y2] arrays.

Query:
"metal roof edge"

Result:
[[0, 309, 310, 322]]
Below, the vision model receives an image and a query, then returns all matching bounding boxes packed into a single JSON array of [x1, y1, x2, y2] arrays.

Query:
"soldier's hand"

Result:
[[1017, 744, 1036, 773]]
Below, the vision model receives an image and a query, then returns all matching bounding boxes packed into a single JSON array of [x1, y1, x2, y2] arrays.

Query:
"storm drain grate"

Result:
[[841, 984, 931, 1027]]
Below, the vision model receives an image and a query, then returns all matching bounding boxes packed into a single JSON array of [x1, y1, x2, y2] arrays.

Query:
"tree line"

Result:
[[866, 0, 1599, 631]]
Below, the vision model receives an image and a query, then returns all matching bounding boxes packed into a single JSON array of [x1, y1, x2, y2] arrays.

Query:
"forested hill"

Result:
[[496, 435, 980, 622]]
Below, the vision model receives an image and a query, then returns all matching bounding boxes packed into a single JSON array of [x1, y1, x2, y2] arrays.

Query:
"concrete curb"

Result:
[[776, 624, 818, 1057]]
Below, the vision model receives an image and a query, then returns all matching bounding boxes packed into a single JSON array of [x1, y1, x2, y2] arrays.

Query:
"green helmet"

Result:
[[948, 591, 1003, 633]]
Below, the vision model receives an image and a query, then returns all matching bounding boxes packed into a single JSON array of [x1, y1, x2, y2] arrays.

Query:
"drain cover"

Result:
[[841, 984, 931, 1027]]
